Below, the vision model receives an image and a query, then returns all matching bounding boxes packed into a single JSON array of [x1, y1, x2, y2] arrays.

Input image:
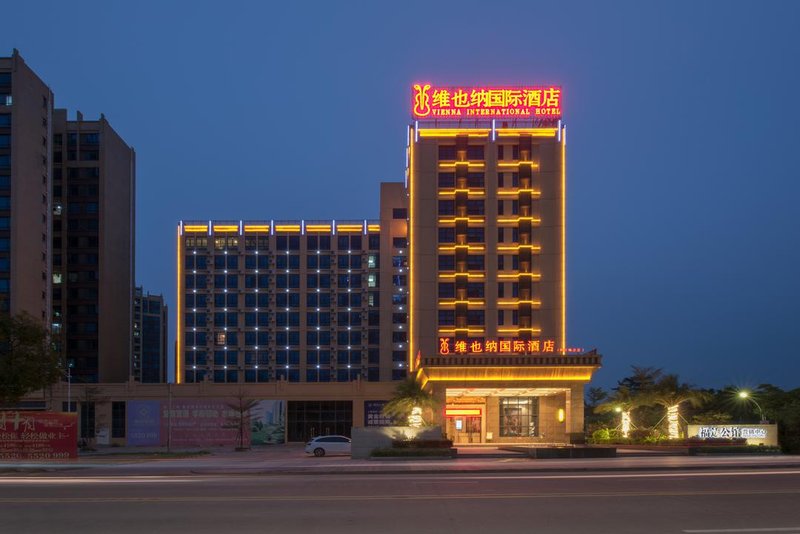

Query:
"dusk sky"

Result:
[[4, 0, 799, 390]]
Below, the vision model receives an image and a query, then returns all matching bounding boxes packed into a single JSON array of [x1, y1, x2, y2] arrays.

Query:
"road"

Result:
[[2, 467, 799, 533]]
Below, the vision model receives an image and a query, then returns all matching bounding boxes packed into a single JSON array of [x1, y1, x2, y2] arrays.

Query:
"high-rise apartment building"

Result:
[[176, 183, 408, 385], [133, 287, 167, 383], [51, 110, 135, 383], [0, 50, 53, 320]]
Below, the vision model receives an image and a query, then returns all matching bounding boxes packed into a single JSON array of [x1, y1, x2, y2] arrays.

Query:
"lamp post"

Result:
[[738, 391, 767, 423], [64, 361, 74, 412]]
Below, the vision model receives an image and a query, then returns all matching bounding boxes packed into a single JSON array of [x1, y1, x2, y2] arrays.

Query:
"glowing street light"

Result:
[[738, 391, 767, 423]]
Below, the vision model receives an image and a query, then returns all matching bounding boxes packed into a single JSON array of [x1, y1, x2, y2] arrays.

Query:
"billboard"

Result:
[[687, 424, 778, 446], [250, 400, 285, 445], [412, 84, 562, 120], [127, 400, 161, 446], [0, 411, 78, 460]]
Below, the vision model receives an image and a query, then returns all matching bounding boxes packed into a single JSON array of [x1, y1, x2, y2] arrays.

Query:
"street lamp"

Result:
[[738, 391, 767, 423], [63, 361, 75, 412]]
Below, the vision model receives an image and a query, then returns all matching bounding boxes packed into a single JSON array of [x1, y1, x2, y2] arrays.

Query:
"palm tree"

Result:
[[382, 373, 439, 426], [595, 385, 640, 438], [645, 374, 710, 439]]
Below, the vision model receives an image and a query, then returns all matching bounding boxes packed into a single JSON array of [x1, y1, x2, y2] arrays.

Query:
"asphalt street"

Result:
[[1, 463, 800, 533]]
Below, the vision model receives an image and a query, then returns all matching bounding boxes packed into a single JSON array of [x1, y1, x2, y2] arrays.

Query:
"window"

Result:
[[500, 397, 539, 437], [466, 200, 484, 215], [392, 208, 407, 219], [438, 310, 455, 326], [392, 237, 407, 248], [0, 114, 10, 126], [467, 173, 484, 188], [438, 255, 455, 271], [466, 227, 484, 243], [466, 145, 484, 160], [466, 255, 484, 270], [438, 173, 455, 188], [438, 200, 455, 215], [438, 145, 456, 160], [438, 283, 455, 298], [438, 227, 455, 243]]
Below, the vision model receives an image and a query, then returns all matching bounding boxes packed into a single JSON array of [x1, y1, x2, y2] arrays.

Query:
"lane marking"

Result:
[[1, 488, 799, 504], [683, 528, 800, 533]]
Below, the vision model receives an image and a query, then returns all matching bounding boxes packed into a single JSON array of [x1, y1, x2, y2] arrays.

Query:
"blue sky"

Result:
[[4, 0, 799, 390]]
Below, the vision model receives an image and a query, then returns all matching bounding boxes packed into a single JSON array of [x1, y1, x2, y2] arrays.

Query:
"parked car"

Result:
[[304, 435, 351, 457]]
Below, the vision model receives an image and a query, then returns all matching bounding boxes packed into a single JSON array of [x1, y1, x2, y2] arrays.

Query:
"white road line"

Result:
[[683, 528, 800, 533]]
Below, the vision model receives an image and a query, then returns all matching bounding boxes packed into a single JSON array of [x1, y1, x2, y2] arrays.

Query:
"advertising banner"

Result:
[[0, 411, 78, 460], [160, 399, 241, 448], [364, 401, 394, 427], [126, 400, 161, 446], [250, 400, 285, 445]]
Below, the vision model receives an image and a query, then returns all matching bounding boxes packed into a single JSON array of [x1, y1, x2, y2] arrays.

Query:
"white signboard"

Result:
[[687, 424, 777, 446]]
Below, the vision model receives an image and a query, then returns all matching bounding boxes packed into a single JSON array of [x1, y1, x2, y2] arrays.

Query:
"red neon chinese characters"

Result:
[[412, 85, 562, 119], [436, 338, 582, 356]]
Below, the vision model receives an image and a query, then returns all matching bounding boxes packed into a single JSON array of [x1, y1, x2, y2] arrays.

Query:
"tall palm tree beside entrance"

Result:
[[595, 385, 640, 438], [382, 372, 439, 427], [646, 374, 710, 439]]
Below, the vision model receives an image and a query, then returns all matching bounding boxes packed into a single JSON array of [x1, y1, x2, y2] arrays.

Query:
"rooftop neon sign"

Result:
[[412, 84, 562, 119]]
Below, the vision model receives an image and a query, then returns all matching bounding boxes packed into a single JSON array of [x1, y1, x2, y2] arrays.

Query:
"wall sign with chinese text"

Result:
[[438, 337, 581, 355], [412, 84, 562, 119]]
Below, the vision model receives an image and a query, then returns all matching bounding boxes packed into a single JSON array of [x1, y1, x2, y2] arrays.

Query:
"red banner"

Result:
[[412, 84, 562, 119], [0, 411, 78, 460]]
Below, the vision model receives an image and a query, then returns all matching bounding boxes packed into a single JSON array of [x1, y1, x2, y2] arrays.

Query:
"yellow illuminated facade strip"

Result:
[[336, 224, 364, 233], [418, 128, 491, 138], [561, 125, 567, 352], [497, 189, 541, 197], [497, 216, 541, 224], [422, 367, 595, 382], [408, 126, 415, 371], [438, 272, 485, 280], [243, 225, 270, 233], [497, 244, 541, 252], [497, 299, 542, 306], [438, 299, 486, 307], [438, 189, 485, 198], [176, 226, 182, 384], [438, 162, 486, 170], [498, 327, 543, 334], [212, 225, 239, 233], [438, 328, 486, 334], [274, 225, 301, 232], [496, 128, 558, 137], [183, 225, 208, 233], [367, 224, 381, 233], [497, 161, 540, 169], [437, 216, 486, 224], [305, 224, 332, 232], [497, 272, 542, 280], [438, 244, 485, 252]]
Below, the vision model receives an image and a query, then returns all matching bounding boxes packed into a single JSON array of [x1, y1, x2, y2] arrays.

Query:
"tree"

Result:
[[382, 373, 439, 426], [595, 385, 641, 438], [0, 312, 61, 405], [225, 391, 258, 450], [644, 374, 710, 439]]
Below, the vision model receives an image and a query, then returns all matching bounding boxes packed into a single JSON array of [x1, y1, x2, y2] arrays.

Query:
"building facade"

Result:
[[51, 109, 136, 383], [407, 84, 601, 444], [0, 50, 53, 320], [177, 182, 409, 386], [133, 287, 168, 383]]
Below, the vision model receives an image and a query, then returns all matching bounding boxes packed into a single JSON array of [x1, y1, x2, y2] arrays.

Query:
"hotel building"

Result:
[[408, 84, 601, 443]]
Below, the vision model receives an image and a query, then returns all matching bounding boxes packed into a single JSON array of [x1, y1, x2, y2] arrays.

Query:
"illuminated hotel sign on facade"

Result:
[[438, 337, 582, 356], [412, 84, 562, 119]]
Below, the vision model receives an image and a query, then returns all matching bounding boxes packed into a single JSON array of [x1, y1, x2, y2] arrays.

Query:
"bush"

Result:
[[371, 448, 454, 457], [391, 439, 453, 449]]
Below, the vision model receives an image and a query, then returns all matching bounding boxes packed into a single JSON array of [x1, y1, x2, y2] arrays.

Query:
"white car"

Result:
[[304, 435, 351, 457]]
